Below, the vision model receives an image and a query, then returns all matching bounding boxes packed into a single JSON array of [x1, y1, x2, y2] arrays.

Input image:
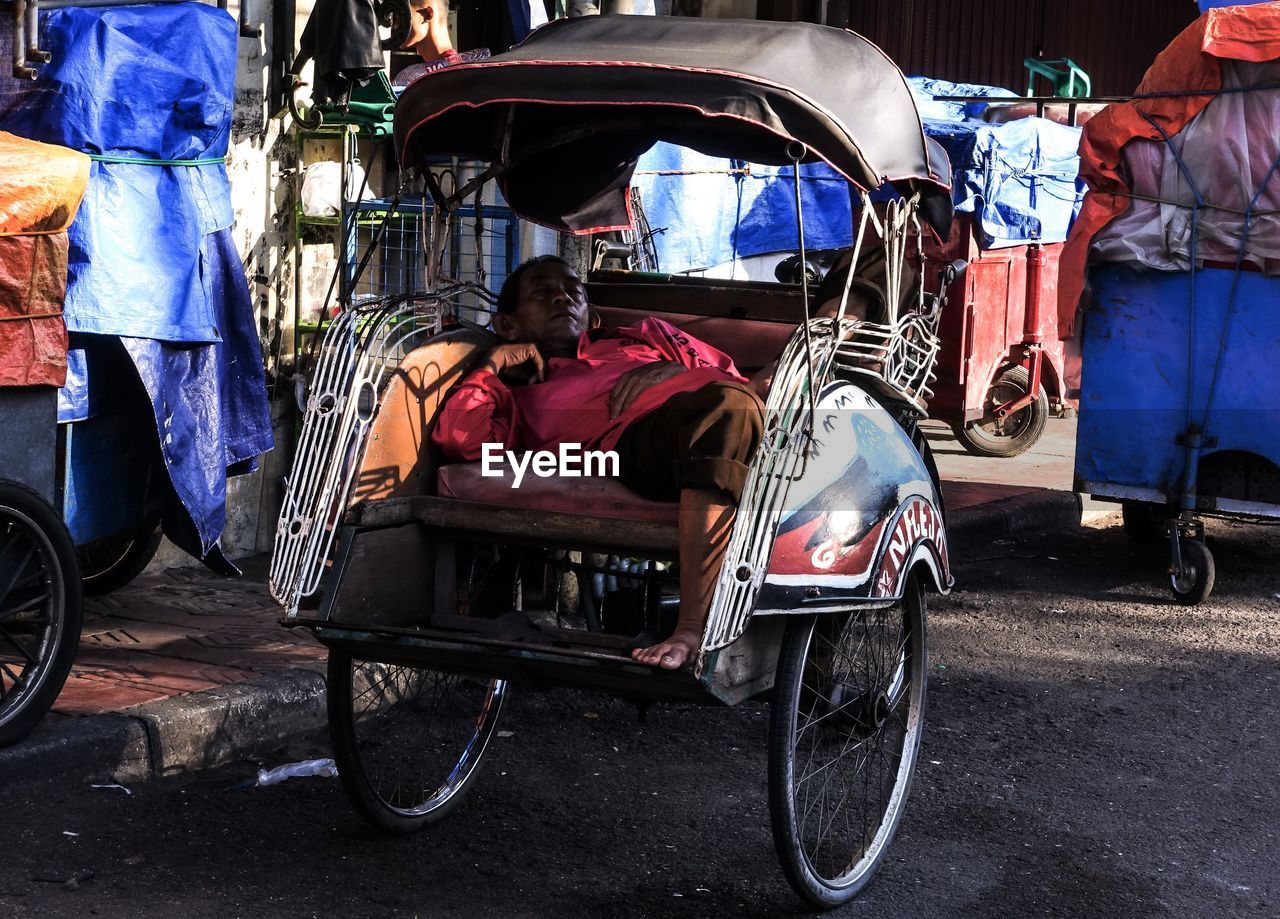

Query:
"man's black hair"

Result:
[[494, 254, 572, 315]]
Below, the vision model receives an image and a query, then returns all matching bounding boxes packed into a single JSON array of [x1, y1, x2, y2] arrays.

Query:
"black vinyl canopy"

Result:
[[394, 15, 950, 235]]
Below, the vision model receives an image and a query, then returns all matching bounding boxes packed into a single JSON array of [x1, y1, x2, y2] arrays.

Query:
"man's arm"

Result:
[[606, 317, 750, 419], [432, 342, 548, 460], [431, 367, 519, 461], [630, 317, 746, 378]]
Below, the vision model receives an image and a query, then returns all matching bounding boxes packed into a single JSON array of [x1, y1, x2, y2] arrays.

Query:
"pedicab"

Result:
[[269, 15, 957, 907]]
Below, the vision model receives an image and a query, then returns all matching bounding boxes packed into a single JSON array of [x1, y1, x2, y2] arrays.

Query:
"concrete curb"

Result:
[[1, 488, 1087, 788], [0, 666, 327, 787], [947, 489, 1084, 549]]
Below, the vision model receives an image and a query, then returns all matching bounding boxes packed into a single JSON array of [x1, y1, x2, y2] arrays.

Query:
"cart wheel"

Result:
[[0, 481, 83, 747], [79, 521, 163, 597], [1170, 539, 1215, 606], [768, 571, 927, 908], [951, 366, 1048, 458], [327, 648, 507, 834]]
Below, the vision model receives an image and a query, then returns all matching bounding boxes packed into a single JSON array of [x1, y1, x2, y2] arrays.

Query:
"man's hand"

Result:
[[481, 343, 545, 383], [608, 361, 687, 419], [748, 359, 777, 399]]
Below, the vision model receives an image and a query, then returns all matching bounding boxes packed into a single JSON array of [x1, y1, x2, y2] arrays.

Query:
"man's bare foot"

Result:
[[631, 629, 700, 670]]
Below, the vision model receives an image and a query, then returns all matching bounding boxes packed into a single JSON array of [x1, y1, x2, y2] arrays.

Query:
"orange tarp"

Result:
[[1058, 1, 1280, 335], [0, 132, 90, 387]]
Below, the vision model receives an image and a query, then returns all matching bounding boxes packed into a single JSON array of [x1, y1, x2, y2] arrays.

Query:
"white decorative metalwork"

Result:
[[832, 310, 942, 412], [269, 290, 469, 617], [701, 320, 828, 653]]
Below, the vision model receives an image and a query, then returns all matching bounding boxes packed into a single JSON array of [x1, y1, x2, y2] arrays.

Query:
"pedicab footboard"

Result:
[[310, 615, 784, 706], [294, 495, 785, 706]]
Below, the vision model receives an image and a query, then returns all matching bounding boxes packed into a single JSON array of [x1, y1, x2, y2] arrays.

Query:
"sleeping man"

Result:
[[431, 255, 765, 670]]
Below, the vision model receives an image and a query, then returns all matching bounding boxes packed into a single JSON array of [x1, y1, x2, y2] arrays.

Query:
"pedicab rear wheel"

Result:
[[327, 648, 507, 834], [0, 481, 83, 747], [768, 571, 927, 908]]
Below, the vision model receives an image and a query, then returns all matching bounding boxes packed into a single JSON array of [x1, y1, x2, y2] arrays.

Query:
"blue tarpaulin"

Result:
[[2, 4, 272, 563], [924, 115, 1085, 250], [632, 77, 1083, 273], [906, 76, 1017, 123], [907, 76, 1083, 249], [632, 144, 855, 275], [8, 4, 236, 341]]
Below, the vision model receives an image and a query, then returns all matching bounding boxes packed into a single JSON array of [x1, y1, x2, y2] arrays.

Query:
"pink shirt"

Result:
[[433, 318, 746, 460]]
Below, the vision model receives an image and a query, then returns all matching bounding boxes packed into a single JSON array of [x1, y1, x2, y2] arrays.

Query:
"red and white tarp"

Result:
[[1059, 1, 1280, 334], [0, 131, 89, 387]]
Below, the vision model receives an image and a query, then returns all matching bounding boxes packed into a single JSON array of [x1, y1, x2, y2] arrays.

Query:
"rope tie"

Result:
[[0, 311, 62, 321], [86, 153, 227, 167]]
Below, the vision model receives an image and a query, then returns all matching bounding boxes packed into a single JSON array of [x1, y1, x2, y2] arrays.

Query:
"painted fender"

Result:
[[756, 382, 952, 613]]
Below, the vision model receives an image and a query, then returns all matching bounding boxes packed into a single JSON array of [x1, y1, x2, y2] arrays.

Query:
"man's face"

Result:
[[495, 262, 589, 353]]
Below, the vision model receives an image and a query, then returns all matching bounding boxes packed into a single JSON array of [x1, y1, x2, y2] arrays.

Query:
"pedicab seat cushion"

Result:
[[436, 462, 679, 526]]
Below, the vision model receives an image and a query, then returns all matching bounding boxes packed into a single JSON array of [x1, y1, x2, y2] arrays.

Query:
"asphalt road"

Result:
[[2, 515, 1278, 918]]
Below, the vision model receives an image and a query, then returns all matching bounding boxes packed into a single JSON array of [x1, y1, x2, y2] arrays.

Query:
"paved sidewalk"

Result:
[[0, 419, 1096, 784]]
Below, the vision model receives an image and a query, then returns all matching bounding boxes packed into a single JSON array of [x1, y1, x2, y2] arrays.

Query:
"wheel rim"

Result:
[[789, 597, 923, 890], [0, 507, 67, 731], [1172, 559, 1200, 594], [346, 660, 506, 817], [973, 378, 1033, 441], [79, 535, 139, 584]]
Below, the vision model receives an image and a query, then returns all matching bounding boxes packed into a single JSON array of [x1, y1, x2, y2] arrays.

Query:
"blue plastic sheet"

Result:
[[906, 76, 1016, 123], [926, 115, 1085, 249], [904, 75, 1083, 248], [6, 4, 235, 341], [631, 77, 1082, 272], [2, 4, 271, 561], [632, 143, 855, 274]]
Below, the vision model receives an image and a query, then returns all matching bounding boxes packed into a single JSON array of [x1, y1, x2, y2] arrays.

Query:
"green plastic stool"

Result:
[[1024, 58, 1092, 98]]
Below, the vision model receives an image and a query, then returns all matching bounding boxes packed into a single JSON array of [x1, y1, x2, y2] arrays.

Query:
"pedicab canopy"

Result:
[[395, 15, 951, 235]]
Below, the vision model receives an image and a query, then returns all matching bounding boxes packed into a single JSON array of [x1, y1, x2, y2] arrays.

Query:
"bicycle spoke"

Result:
[[0, 623, 38, 664]]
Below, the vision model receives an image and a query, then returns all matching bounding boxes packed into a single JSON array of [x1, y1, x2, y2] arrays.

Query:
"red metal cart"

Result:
[[926, 214, 1076, 457]]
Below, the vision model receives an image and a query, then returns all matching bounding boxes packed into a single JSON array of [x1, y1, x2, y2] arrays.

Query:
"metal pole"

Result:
[[24, 0, 50, 65], [12, 0, 37, 79]]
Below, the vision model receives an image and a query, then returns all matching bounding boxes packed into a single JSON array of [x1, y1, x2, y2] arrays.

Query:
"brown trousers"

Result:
[[615, 381, 765, 503]]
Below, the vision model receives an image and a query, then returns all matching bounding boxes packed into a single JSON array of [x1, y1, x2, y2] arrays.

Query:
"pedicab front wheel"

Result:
[[327, 648, 507, 834], [767, 571, 927, 909]]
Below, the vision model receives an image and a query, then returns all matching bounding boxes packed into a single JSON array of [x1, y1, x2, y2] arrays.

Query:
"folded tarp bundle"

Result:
[[0, 4, 272, 566], [0, 132, 89, 387], [1060, 1, 1280, 334], [906, 78, 1085, 251], [906, 76, 1017, 123]]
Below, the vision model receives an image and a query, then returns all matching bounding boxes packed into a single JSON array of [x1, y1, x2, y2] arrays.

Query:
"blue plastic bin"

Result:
[[1075, 263, 1280, 517]]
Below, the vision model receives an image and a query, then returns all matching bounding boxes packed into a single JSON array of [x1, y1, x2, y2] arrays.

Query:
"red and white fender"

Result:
[[755, 383, 951, 613]]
